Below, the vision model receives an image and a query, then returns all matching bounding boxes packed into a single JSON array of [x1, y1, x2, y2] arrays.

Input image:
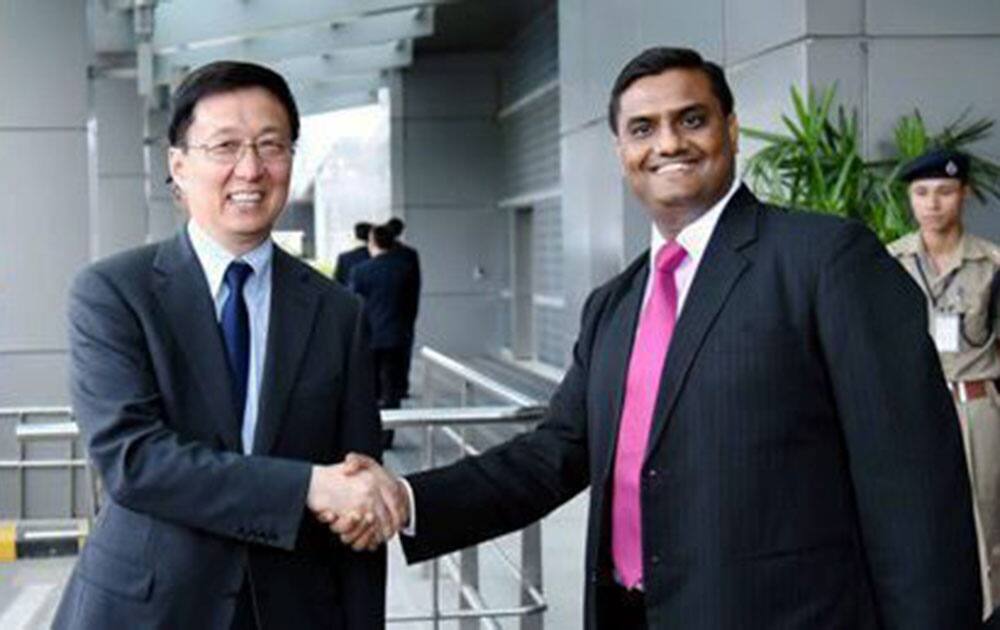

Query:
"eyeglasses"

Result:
[[183, 138, 294, 165]]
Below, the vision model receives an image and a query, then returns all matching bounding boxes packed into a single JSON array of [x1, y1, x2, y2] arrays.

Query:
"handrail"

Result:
[[11, 407, 542, 439], [381, 405, 544, 428], [0, 406, 73, 416], [15, 422, 80, 441], [0, 406, 94, 526], [420, 346, 540, 407]]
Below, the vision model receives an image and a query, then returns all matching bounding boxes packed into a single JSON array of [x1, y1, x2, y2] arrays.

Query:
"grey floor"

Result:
[[0, 356, 587, 628]]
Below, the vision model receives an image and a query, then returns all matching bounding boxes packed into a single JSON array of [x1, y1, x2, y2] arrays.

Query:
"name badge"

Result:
[[933, 312, 960, 353]]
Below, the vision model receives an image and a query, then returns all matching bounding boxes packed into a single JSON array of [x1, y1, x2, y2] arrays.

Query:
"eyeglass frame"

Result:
[[179, 137, 296, 165]]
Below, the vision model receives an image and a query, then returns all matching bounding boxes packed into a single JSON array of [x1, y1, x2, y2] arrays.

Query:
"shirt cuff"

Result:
[[400, 476, 417, 537]]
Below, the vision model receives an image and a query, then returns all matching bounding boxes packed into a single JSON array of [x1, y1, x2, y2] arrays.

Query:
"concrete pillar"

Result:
[[398, 54, 507, 355], [0, 0, 90, 406], [92, 78, 147, 256], [144, 105, 183, 241]]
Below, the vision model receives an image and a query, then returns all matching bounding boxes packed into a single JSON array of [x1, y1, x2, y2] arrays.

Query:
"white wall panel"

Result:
[[403, 120, 501, 206], [0, 131, 89, 352], [867, 0, 1000, 35], [94, 79, 145, 176], [97, 177, 147, 257], [724, 0, 804, 64], [0, 0, 88, 127], [805, 0, 862, 34]]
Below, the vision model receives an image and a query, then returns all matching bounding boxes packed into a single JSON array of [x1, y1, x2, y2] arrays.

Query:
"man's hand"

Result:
[[306, 455, 408, 551]]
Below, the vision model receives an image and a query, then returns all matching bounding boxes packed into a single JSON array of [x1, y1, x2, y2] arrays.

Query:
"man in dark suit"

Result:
[[338, 47, 982, 628], [385, 217, 421, 397], [350, 225, 414, 411], [52, 61, 401, 629], [333, 222, 372, 286]]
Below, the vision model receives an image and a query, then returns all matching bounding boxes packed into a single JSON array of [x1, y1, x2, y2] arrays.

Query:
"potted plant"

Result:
[[741, 85, 1000, 242]]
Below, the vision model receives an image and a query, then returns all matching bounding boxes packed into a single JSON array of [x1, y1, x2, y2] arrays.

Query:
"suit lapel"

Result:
[[644, 186, 760, 457], [252, 247, 321, 455], [596, 256, 649, 484], [152, 231, 243, 451]]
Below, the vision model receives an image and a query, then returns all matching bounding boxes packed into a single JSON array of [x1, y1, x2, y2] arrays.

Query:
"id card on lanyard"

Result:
[[933, 312, 961, 352], [915, 255, 962, 353]]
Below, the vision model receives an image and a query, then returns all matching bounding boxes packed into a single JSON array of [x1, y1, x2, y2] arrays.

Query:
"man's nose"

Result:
[[654, 125, 683, 154], [233, 144, 265, 178]]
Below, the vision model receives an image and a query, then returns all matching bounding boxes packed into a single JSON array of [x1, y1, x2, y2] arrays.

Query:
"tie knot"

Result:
[[224, 261, 253, 291], [655, 241, 686, 274]]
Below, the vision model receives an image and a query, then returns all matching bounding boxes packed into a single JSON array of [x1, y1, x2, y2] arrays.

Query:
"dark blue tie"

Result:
[[221, 261, 253, 422]]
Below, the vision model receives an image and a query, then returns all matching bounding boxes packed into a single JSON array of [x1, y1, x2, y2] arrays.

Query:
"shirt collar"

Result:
[[650, 175, 743, 261], [186, 220, 273, 297]]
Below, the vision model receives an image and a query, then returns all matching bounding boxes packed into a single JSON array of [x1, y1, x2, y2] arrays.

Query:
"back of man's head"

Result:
[[354, 222, 373, 242], [607, 47, 734, 135], [370, 225, 396, 252], [385, 218, 405, 238]]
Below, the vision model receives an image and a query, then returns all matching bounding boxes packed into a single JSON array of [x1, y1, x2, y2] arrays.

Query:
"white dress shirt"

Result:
[[644, 176, 742, 315], [187, 221, 273, 454]]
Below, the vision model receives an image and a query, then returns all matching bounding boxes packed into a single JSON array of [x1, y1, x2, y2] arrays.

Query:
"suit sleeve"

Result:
[[815, 221, 981, 628], [400, 290, 601, 563], [69, 267, 312, 550], [332, 303, 387, 627]]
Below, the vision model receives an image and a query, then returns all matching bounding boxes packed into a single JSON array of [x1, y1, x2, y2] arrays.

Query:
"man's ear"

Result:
[[168, 147, 186, 191]]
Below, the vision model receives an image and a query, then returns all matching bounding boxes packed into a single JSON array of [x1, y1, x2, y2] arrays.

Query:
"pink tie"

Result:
[[611, 241, 686, 589]]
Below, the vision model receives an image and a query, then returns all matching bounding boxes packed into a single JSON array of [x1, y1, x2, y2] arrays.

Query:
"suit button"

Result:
[[650, 554, 661, 566]]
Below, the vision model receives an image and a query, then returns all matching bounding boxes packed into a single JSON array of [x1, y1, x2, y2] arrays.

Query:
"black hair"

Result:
[[385, 217, 405, 238], [607, 47, 734, 135], [167, 60, 300, 148], [371, 225, 396, 250], [354, 222, 373, 241]]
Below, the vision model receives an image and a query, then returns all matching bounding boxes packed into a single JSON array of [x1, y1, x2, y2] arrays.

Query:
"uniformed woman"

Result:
[[888, 149, 1000, 613]]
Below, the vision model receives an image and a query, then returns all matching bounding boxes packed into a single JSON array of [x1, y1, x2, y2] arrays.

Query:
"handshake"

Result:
[[305, 453, 410, 551]]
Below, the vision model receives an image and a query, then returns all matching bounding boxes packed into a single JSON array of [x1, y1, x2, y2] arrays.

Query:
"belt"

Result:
[[948, 379, 996, 403]]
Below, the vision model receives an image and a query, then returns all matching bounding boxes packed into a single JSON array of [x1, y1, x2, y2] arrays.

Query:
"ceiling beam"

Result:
[[289, 74, 388, 100], [155, 7, 431, 79], [153, 0, 448, 50], [270, 40, 411, 84], [293, 87, 380, 117]]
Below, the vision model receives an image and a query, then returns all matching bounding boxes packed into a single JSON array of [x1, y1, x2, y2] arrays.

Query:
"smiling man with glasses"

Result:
[[53, 61, 394, 630]]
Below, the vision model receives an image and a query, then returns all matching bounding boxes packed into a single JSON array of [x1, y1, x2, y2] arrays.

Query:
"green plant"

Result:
[[742, 85, 1000, 243]]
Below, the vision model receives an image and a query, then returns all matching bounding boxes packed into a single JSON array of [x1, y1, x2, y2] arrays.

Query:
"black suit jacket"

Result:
[[334, 245, 370, 286], [402, 187, 981, 629], [351, 248, 419, 349], [53, 231, 385, 629]]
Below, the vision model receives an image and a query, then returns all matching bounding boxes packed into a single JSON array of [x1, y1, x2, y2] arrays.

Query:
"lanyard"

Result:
[[913, 254, 961, 310]]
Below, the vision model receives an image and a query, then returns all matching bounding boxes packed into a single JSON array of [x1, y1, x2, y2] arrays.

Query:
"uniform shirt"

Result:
[[888, 231, 1000, 382], [187, 221, 273, 454]]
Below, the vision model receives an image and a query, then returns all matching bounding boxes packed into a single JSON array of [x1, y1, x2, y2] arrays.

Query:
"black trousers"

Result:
[[373, 346, 407, 409]]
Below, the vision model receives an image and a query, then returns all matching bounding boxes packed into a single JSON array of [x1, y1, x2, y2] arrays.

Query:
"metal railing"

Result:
[[0, 406, 95, 547], [379, 346, 547, 630], [0, 347, 550, 628]]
